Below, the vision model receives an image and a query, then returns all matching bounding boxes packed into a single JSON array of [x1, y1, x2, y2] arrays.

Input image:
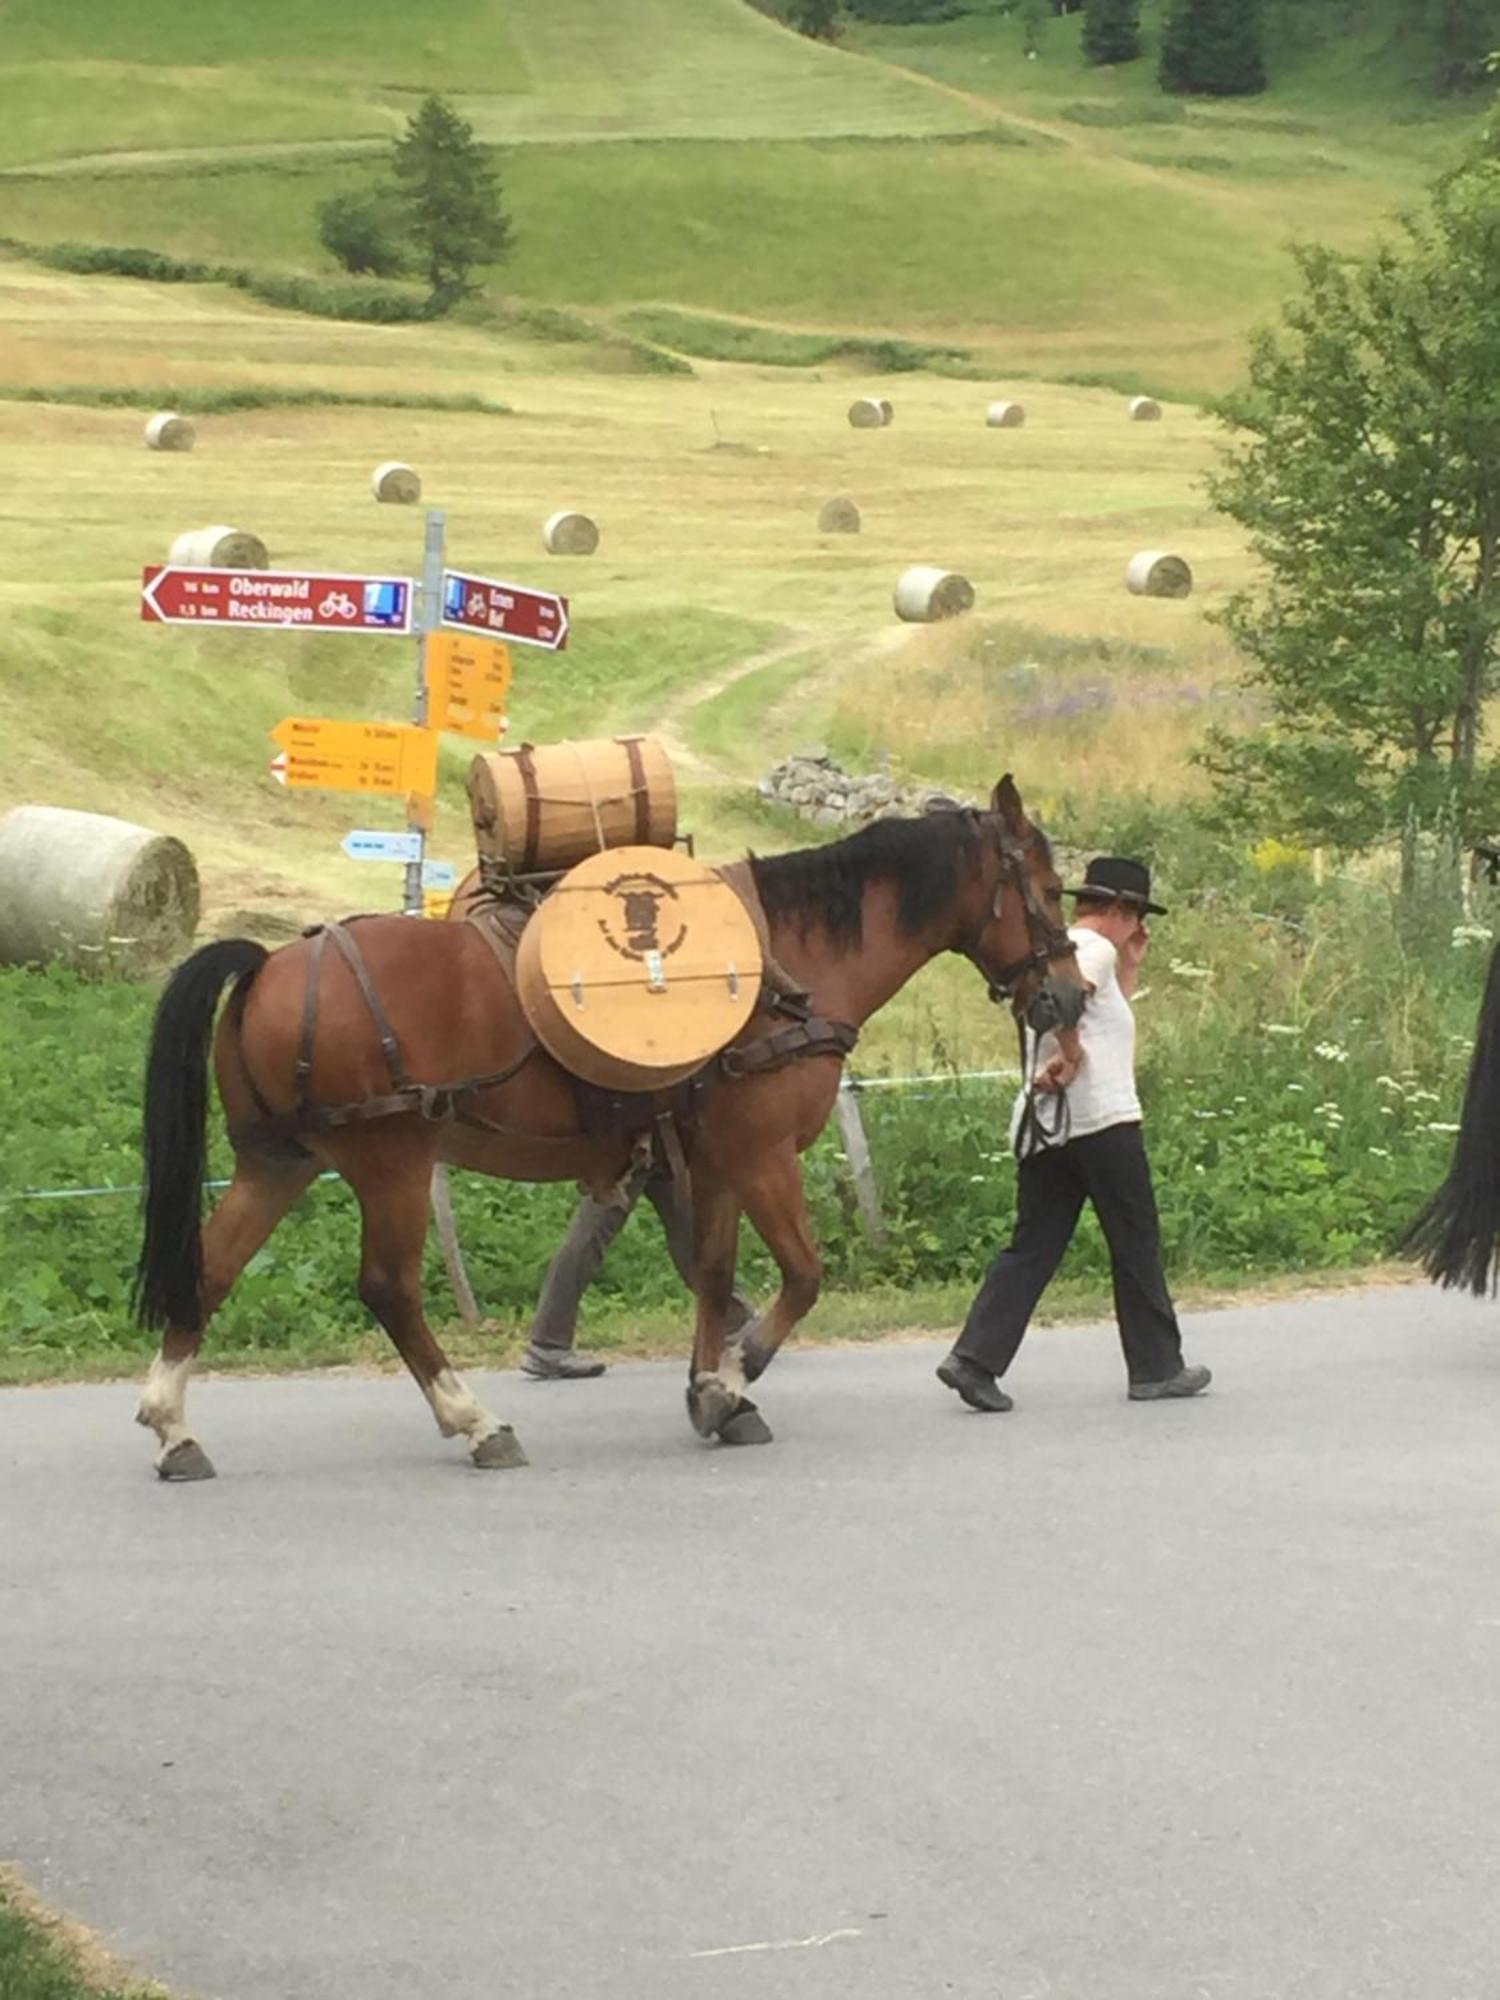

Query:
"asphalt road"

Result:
[[5, 1287, 1500, 2000]]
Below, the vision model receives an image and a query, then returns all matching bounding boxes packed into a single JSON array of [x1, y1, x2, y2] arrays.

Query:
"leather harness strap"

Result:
[[621, 734, 651, 846], [720, 1016, 858, 1078], [514, 744, 542, 871]]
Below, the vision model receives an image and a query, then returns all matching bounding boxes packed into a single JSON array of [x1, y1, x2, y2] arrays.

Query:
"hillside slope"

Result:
[[0, 0, 984, 167]]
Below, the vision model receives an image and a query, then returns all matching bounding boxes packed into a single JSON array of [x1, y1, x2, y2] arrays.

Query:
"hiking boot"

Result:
[[1129, 1363, 1212, 1402], [936, 1354, 1015, 1414], [522, 1344, 607, 1382]]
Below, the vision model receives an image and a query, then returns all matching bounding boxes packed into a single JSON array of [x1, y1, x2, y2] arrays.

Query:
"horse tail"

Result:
[[1398, 939, 1500, 1295], [134, 939, 268, 1332]]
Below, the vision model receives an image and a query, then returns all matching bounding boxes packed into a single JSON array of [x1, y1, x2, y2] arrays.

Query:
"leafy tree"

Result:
[[1200, 165, 1500, 888], [1158, 0, 1266, 94], [315, 192, 405, 278], [1081, 0, 1141, 63], [789, 0, 840, 33], [391, 95, 512, 310], [1424, 0, 1500, 90]]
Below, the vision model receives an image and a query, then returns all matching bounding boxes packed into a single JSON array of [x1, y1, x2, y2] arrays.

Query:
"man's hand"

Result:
[[1034, 1025, 1083, 1095]]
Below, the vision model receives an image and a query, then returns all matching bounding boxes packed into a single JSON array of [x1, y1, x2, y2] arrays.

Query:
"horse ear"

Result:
[[990, 774, 1029, 834]]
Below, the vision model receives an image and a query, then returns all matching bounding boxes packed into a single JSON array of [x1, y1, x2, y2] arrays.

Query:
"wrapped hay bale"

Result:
[[848, 398, 886, 430], [0, 806, 199, 979], [145, 411, 195, 453], [877, 398, 894, 425], [1126, 551, 1193, 599], [1128, 396, 1163, 423], [894, 565, 975, 623], [543, 510, 600, 556], [371, 460, 421, 504], [986, 401, 1026, 429], [818, 497, 862, 534], [168, 525, 269, 569]]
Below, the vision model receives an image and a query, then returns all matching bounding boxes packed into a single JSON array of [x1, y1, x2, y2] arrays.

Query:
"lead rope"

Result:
[[1012, 1013, 1071, 1160]]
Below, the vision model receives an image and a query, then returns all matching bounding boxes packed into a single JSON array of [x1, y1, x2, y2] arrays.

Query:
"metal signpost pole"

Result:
[[406, 508, 446, 917]]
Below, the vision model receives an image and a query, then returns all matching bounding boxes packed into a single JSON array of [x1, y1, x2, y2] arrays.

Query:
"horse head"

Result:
[[963, 775, 1089, 1036]]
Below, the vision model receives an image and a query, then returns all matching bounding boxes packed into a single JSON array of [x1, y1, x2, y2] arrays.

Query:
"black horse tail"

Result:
[[1398, 939, 1500, 1295], [134, 939, 268, 1332]]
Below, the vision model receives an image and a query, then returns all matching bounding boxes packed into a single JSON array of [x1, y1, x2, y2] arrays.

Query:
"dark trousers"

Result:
[[955, 1122, 1183, 1387], [529, 1167, 755, 1351]]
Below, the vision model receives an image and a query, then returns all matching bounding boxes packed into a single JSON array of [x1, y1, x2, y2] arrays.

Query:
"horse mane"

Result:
[[750, 811, 984, 947]]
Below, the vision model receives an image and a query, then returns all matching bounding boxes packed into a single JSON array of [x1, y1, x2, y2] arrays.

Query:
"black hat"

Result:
[[1065, 856, 1167, 916]]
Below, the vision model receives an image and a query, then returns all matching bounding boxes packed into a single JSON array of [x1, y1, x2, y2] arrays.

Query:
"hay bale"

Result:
[[371, 460, 421, 504], [848, 398, 886, 430], [894, 565, 975, 623], [818, 497, 862, 534], [986, 401, 1026, 429], [168, 525, 269, 569], [543, 510, 600, 556], [0, 806, 199, 979], [145, 411, 195, 453], [1129, 396, 1163, 422], [1126, 551, 1193, 599], [877, 398, 894, 425]]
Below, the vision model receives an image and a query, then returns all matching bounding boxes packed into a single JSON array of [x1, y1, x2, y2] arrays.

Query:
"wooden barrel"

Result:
[[468, 736, 676, 876], [0, 806, 199, 978], [516, 846, 762, 1091]]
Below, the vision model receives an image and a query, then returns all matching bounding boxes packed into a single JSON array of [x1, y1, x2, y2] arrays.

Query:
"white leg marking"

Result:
[[427, 1367, 501, 1444], [135, 1352, 196, 1448]]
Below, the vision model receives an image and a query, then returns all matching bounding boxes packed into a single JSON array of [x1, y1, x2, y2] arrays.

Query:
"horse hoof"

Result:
[[686, 1377, 738, 1439], [471, 1426, 528, 1470], [156, 1440, 216, 1482], [719, 1405, 774, 1447], [739, 1337, 770, 1384]]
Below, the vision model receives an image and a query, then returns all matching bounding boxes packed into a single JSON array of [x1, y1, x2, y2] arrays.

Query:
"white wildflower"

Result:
[[1169, 958, 1214, 980], [1368, 1146, 1392, 1159], [1313, 1041, 1349, 1063], [1286, 1082, 1305, 1093], [1425, 1122, 1461, 1134], [1380, 1105, 1398, 1116], [1375, 1075, 1402, 1091], [1409, 1089, 1440, 1104], [1263, 1023, 1300, 1037], [1451, 923, 1493, 948]]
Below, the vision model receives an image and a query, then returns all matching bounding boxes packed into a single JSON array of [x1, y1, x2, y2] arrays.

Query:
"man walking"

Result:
[[523, 1166, 756, 1380], [936, 856, 1210, 1412]]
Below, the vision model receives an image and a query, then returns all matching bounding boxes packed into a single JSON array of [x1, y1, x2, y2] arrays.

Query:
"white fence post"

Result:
[[834, 1077, 887, 1250]]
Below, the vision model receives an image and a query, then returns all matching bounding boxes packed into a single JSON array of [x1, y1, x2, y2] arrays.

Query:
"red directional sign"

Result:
[[141, 566, 413, 634], [441, 569, 569, 652]]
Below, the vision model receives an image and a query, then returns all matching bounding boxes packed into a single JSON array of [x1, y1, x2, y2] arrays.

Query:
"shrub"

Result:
[[315, 192, 406, 278]]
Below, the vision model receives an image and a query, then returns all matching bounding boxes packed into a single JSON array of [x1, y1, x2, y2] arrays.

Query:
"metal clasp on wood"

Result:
[[644, 949, 667, 993]]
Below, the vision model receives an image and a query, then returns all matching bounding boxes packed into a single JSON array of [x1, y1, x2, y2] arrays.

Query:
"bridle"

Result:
[[961, 823, 1078, 1011]]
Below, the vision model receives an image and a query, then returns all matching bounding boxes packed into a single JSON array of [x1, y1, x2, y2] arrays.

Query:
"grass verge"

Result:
[[0, 1869, 164, 2000]]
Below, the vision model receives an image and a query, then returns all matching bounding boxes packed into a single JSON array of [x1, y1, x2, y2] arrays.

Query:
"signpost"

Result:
[[269, 717, 438, 799], [342, 829, 424, 865], [141, 566, 412, 633], [441, 569, 569, 652], [424, 631, 512, 741]]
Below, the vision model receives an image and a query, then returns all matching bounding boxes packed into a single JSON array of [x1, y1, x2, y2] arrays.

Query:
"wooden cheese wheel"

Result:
[[517, 846, 763, 1092], [468, 735, 676, 875]]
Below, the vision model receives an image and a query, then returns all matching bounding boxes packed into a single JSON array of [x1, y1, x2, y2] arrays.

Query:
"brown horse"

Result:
[[132, 775, 1086, 1477]]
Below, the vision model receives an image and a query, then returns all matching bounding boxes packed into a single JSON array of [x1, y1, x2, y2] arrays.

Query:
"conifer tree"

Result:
[[1158, 0, 1266, 95], [1081, 0, 1141, 64], [391, 95, 512, 310]]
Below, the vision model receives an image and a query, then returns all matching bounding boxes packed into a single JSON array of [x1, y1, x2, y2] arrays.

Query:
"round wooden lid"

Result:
[[517, 846, 763, 1090]]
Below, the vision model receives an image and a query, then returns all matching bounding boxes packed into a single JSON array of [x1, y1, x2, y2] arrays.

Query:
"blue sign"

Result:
[[422, 859, 458, 890], [342, 830, 422, 864]]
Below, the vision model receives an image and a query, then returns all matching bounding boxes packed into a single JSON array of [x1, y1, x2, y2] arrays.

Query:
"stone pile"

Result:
[[759, 749, 972, 829]]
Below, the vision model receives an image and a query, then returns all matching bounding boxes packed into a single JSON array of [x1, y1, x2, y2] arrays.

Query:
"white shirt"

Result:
[[1009, 926, 1142, 1155]]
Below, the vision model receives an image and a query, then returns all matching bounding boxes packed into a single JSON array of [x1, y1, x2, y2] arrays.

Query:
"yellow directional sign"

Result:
[[424, 632, 512, 743], [423, 889, 455, 921], [269, 716, 438, 800]]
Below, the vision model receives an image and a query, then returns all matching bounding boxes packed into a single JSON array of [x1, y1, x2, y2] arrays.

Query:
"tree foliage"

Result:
[[1159, 0, 1266, 94], [391, 95, 512, 310], [315, 192, 406, 278], [1201, 165, 1500, 875], [1081, 0, 1141, 64], [788, 0, 841, 34]]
